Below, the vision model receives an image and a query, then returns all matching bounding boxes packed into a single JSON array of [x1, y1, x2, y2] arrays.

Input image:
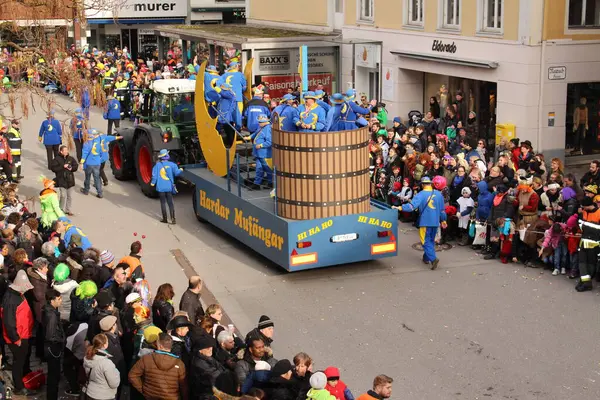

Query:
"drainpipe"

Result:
[[537, 0, 546, 153]]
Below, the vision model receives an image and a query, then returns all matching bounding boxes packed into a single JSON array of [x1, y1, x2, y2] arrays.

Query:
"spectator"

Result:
[[580, 160, 600, 188], [42, 288, 65, 400], [245, 315, 274, 356], [214, 330, 237, 371], [82, 334, 121, 400], [179, 275, 204, 326], [120, 240, 144, 282], [95, 250, 116, 289], [189, 334, 226, 399], [357, 375, 393, 400], [235, 337, 277, 386], [106, 265, 127, 310], [87, 290, 121, 344], [167, 314, 192, 367], [264, 359, 296, 400], [28, 257, 49, 360], [324, 366, 355, 400], [99, 315, 125, 393], [50, 144, 78, 216], [152, 283, 175, 331], [307, 372, 336, 400], [51, 263, 79, 320]]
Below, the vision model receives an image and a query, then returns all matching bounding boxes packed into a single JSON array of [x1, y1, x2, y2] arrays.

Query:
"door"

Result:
[[369, 71, 379, 102], [334, 0, 344, 30]]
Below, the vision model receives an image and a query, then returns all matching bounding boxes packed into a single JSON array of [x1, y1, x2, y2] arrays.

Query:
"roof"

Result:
[[150, 79, 196, 94], [154, 24, 341, 48]]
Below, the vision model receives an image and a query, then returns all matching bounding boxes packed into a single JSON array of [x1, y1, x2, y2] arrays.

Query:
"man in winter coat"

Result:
[[151, 149, 182, 224], [51, 145, 78, 216], [245, 315, 275, 357], [476, 181, 493, 221], [2, 269, 35, 396], [129, 332, 188, 400], [397, 177, 447, 270], [189, 334, 226, 399], [100, 315, 126, 391], [28, 257, 49, 360], [70, 109, 85, 161], [80, 128, 103, 198], [39, 110, 62, 170], [6, 119, 22, 181], [357, 374, 393, 400], [235, 336, 277, 386], [580, 161, 600, 189], [246, 114, 272, 190], [105, 95, 121, 135], [43, 289, 65, 400], [0, 125, 13, 182], [179, 276, 204, 326]]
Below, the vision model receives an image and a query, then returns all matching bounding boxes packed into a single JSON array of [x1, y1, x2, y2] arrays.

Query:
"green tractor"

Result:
[[108, 79, 202, 197]]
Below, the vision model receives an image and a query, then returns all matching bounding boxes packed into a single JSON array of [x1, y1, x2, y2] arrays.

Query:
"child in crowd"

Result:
[[539, 222, 567, 275], [457, 187, 475, 245], [388, 165, 402, 193], [565, 214, 581, 278], [388, 182, 402, 207], [497, 217, 516, 264], [324, 367, 354, 400]]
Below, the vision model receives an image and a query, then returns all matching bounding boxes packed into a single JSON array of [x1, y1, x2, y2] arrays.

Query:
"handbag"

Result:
[[23, 370, 45, 390], [472, 221, 487, 246], [468, 220, 476, 238]]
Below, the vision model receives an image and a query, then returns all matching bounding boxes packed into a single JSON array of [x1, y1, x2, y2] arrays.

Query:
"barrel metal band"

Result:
[[275, 194, 370, 208], [272, 140, 369, 152], [275, 168, 370, 180]]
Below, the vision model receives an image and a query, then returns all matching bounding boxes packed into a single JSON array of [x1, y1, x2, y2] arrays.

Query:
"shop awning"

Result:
[[390, 50, 498, 69]]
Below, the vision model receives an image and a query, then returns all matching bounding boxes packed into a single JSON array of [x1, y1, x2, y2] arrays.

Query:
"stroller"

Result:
[[407, 110, 423, 127]]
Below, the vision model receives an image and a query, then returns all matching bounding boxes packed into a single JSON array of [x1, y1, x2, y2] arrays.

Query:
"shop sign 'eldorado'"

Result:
[[431, 40, 457, 54], [85, 0, 187, 19]]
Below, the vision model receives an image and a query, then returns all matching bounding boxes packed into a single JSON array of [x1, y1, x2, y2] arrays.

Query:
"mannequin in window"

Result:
[[573, 97, 589, 155], [438, 85, 448, 117]]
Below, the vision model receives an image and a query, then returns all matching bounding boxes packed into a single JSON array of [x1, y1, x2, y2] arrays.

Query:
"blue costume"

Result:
[[81, 88, 91, 119], [39, 117, 62, 146], [252, 115, 273, 186], [106, 98, 121, 120], [217, 84, 237, 127], [80, 131, 104, 197], [71, 116, 84, 141], [401, 180, 447, 265], [275, 104, 299, 131], [151, 159, 182, 193], [99, 134, 117, 164], [244, 96, 271, 134], [315, 90, 331, 113], [64, 223, 92, 250], [294, 93, 326, 132], [218, 62, 246, 120], [204, 66, 221, 118], [344, 89, 371, 127]]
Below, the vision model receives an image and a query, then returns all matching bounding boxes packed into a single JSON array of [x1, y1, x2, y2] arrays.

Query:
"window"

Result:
[[568, 0, 600, 28], [407, 0, 424, 26], [482, 0, 502, 31], [359, 0, 374, 21], [441, 0, 461, 29]]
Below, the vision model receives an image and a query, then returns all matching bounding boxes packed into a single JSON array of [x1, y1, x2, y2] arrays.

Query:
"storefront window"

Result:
[[104, 35, 121, 52], [565, 82, 600, 157], [568, 0, 600, 28]]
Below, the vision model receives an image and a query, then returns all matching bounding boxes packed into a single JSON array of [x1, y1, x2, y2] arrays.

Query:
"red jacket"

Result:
[[1, 287, 34, 344], [0, 135, 12, 163]]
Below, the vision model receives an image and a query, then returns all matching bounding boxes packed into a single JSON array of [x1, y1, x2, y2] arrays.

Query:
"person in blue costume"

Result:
[[39, 110, 63, 170], [394, 177, 447, 270], [218, 61, 246, 124], [273, 94, 299, 131], [81, 87, 91, 119], [105, 95, 121, 135], [173, 95, 193, 122], [59, 217, 93, 250], [151, 149, 183, 224], [344, 89, 375, 127], [80, 128, 104, 198], [326, 93, 359, 132], [99, 131, 122, 187], [216, 82, 238, 147], [71, 108, 85, 161], [244, 86, 270, 136], [315, 89, 330, 113], [246, 114, 272, 190], [204, 65, 221, 118], [294, 92, 326, 132]]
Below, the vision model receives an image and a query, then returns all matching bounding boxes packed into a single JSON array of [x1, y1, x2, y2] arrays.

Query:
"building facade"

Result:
[[247, 0, 600, 163]]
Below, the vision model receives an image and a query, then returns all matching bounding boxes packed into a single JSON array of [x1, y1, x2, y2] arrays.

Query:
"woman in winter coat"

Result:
[[429, 97, 441, 119], [557, 187, 579, 223], [39, 177, 65, 230], [82, 334, 121, 400], [449, 166, 472, 205], [151, 283, 175, 332], [16, 224, 34, 261]]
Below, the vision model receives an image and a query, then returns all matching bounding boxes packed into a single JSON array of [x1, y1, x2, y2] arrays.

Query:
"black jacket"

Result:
[[94, 266, 112, 290], [170, 333, 191, 368], [50, 153, 78, 189], [581, 170, 600, 189], [152, 299, 174, 332], [291, 370, 312, 400], [179, 289, 204, 326], [42, 303, 64, 345], [106, 331, 126, 379], [263, 376, 297, 400], [214, 345, 237, 371], [189, 353, 226, 400], [86, 308, 122, 343]]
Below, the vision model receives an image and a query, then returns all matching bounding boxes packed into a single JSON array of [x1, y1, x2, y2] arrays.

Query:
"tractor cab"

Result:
[[142, 79, 196, 125]]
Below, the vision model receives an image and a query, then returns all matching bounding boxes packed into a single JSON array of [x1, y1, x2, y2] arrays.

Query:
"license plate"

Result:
[[330, 233, 359, 243]]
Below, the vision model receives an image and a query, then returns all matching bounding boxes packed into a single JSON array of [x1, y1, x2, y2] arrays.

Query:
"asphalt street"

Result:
[[9, 93, 600, 400]]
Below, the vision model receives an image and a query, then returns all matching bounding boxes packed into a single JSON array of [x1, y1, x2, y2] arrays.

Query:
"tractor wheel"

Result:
[[192, 187, 207, 223], [134, 134, 158, 198], [109, 140, 135, 181]]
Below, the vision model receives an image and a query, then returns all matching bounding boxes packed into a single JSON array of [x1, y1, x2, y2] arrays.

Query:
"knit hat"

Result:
[[126, 292, 142, 304], [393, 182, 401, 191], [95, 290, 115, 309], [547, 183, 560, 191], [143, 326, 162, 344], [254, 360, 271, 371], [510, 138, 520, 146], [461, 187, 471, 196], [258, 315, 274, 329], [584, 184, 598, 195], [192, 333, 214, 351], [495, 184, 508, 194], [53, 263, 70, 282], [100, 250, 115, 265], [310, 372, 327, 390], [393, 117, 401, 124], [324, 366, 340, 380], [377, 129, 387, 137], [99, 315, 117, 332], [271, 359, 293, 377], [10, 269, 34, 293], [567, 214, 579, 229]]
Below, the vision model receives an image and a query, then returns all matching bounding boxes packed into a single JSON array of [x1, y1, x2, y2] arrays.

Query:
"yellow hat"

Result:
[[143, 326, 162, 344], [584, 184, 598, 195]]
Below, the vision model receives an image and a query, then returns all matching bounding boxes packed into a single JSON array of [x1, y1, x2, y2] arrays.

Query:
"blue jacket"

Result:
[[217, 89, 237, 125], [218, 71, 247, 103], [294, 103, 326, 132], [244, 97, 270, 133], [81, 88, 90, 108], [348, 101, 371, 116], [64, 225, 92, 250], [317, 99, 331, 113], [151, 160, 182, 193], [106, 99, 121, 120], [81, 136, 103, 166], [39, 118, 62, 146], [273, 104, 299, 131], [476, 180, 493, 220], [99, 135, 117, 163], [203, 72, 220, 102], [71, 118, 84, 140], [402, 187, 447, 227], [252, 125, 272, 159]]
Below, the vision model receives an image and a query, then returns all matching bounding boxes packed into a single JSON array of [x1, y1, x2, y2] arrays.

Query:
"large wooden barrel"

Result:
[[272, 126, 371, 220]]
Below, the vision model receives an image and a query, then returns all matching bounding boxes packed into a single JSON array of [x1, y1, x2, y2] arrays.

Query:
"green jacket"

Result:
[[307, 389, 336, 400], [40, 188, 65, 228]]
